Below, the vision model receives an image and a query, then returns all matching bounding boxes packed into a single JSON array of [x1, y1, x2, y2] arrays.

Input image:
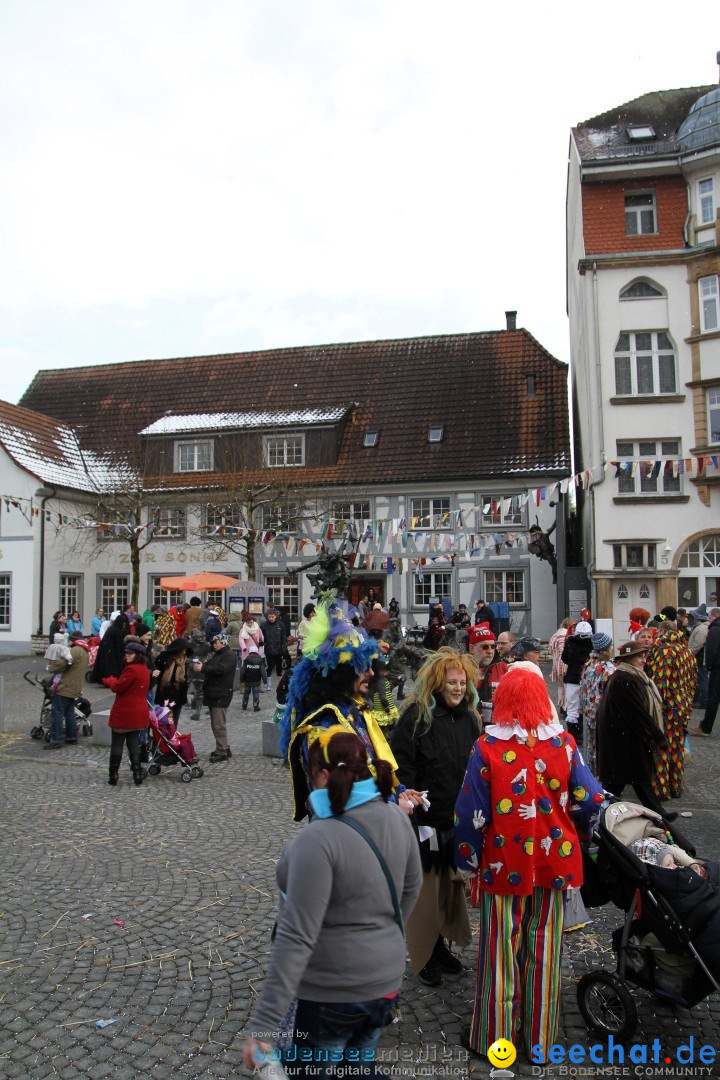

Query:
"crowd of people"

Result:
[[43, 598, 296, 775], [42, 589, 720, 1071], [242, 591, 720, 1074]]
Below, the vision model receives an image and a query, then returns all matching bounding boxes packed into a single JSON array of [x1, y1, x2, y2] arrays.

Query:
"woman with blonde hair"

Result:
[[391, 647, 481, 986]]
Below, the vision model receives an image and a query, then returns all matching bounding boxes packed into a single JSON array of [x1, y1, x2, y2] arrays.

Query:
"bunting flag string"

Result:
[[10, 450, 719, 555]]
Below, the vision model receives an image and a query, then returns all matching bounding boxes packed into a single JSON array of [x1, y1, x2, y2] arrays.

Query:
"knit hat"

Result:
[[574, 621, 593, 637], [511, 635, 542, 658], [212, 632, 229, 646], [124, 642, 147, 656], [591, 631, 612, 652], [690, 604, 708, 622], [469, 625, 496, 646]]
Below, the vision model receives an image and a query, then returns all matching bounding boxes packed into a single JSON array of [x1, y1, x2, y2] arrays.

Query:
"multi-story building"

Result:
[[0, 320, 570, 650], [567, 72, 720, 642]]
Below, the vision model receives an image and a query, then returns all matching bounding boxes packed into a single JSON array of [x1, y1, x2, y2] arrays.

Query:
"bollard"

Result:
[[0, 675, 4, 732]]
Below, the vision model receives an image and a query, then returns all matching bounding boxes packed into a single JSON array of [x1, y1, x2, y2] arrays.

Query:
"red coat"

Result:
[[170, 606, 187, 637], [104, 662, 151, 731]]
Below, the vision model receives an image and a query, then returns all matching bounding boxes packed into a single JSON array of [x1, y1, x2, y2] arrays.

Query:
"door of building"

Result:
[[613, 579, 655, 645], [347, 579, 385, 608]]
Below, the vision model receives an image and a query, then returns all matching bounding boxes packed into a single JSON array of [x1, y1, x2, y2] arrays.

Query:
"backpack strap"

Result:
[[333, 815, 404, 931]]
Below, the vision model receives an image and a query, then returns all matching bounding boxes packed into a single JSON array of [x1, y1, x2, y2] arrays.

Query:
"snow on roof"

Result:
[[140, 407, 349, 436], [0, 404, 134, 493]]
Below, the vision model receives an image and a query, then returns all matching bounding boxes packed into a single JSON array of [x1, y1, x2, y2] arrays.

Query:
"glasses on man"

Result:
[[478, 644, 495, 650]]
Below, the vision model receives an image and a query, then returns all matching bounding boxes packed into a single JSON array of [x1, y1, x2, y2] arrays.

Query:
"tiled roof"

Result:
[[19, 330, 570, 489], [573, 86, 714, 162], [0, 399, 130, 493], [140, 406, 350, 436]]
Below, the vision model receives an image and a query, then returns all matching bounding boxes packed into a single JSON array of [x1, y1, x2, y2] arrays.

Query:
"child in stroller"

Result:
[[146, 703, 204, 783], [578, 799, 720, 1038]]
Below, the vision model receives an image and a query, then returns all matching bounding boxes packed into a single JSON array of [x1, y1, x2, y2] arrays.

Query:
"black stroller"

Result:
[[24, 671, 93, 742], [578, 800, 720, 1038]]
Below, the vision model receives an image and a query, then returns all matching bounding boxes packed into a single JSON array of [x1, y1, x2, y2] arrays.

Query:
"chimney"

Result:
[[505, 310, 517, 331]]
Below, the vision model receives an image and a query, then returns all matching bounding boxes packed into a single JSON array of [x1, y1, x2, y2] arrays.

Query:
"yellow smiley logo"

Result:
[[487, 1038, 517, 1068]]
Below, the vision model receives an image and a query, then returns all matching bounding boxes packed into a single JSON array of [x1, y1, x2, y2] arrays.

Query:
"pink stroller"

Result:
[[146, 704, 204, 783]]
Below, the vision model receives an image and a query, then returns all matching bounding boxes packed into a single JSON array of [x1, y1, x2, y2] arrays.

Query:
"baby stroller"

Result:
[[146, 704, 204, 783], [25, 671, 93, 743], [578, 800, 720, 1038]]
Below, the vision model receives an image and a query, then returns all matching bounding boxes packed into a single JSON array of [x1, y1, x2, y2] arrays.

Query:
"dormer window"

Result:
[[264, 433, 304, 467], [626, 125, 656, 141], [428, 425, 444, 443], [174, 439, 213, 473], [363, 430, 379, 448]]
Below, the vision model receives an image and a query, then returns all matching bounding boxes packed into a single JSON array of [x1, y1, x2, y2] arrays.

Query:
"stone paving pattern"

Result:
[[1, 655, 719, 1079]]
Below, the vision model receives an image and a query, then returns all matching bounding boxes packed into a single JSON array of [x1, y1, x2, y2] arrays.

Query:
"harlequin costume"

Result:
[[454, 667, 603, 1061], [645, 627, 697, 800], [279, 596, 402, 822], [578, 653, 616, 774]]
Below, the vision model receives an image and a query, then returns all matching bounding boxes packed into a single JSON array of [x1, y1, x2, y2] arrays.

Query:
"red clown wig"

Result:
[[491, 667, 554, 730]]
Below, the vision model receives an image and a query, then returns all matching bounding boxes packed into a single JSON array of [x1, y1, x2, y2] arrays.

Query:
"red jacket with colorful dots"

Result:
[[454, 725, 604, 896]]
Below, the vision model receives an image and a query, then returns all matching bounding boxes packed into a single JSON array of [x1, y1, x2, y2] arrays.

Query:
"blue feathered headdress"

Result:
[[278, 595, 379, 758]]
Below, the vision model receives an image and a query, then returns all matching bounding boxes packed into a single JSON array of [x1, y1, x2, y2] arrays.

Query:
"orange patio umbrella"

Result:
[[159, 572, 239, 591]]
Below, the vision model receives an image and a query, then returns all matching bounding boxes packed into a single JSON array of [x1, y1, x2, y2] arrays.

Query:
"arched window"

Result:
[[619, 278, 666, 300], [614, 331, 677, 396]]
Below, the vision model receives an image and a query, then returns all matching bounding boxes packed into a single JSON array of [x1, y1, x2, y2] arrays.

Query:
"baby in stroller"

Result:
[[146, 704, 204, 783], [578, 800, 720, 1038]]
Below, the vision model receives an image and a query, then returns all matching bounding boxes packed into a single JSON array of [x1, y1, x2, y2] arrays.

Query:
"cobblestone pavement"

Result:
[[1, 655, 719, 1079]]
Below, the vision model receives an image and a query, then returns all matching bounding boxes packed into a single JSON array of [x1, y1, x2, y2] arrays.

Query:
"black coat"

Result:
[[596, 667, 667, 790], [561, 635, 593, 683], [201, 646, 237, 707], [391, 696, 480, 830], [705, 619, 720, 670], [153, 647, 191, 708], [92, 615, 131, 681], [474, 605, 497, 634], [260, 617, 287, 656]]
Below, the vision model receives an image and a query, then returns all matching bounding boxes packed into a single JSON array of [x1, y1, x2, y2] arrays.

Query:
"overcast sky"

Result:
[[1, 1, 714, 405]]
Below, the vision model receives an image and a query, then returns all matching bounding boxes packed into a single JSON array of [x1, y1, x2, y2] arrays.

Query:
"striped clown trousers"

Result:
[[469, 886, 563, 1062]]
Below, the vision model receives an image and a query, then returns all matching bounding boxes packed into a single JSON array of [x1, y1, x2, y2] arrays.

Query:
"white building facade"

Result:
[[567, 79, 720, 643]]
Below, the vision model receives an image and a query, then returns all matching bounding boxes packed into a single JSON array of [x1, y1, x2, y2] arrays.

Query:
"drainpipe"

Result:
[[36, 486, 56, 636], [587, 262, 606, 616]]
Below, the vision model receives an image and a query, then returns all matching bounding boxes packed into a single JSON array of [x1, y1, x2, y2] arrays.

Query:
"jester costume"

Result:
[[645, 628, 697, 800], [279, 596, 403, 822], [454, 667, 604, 1061]]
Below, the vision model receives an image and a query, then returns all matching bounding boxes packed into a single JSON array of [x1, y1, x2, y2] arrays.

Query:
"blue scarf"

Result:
[[308, 777, 381, 819]]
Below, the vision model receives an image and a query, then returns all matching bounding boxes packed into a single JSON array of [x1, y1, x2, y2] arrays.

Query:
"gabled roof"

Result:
[[19, 329, 570, 488], [0, 399, 130, 493], [573, 86, 714, 163]]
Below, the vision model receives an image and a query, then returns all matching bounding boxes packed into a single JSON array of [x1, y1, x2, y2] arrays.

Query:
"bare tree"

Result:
[[194, 477, 316, 581]]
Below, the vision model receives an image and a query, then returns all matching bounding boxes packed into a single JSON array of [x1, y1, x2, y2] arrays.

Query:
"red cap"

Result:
[[469, 625, 496, 646]]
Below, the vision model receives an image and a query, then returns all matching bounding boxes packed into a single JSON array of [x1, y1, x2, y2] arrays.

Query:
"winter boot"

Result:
[[108, 756, 121, 786], [131, 760, 144, 787]]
